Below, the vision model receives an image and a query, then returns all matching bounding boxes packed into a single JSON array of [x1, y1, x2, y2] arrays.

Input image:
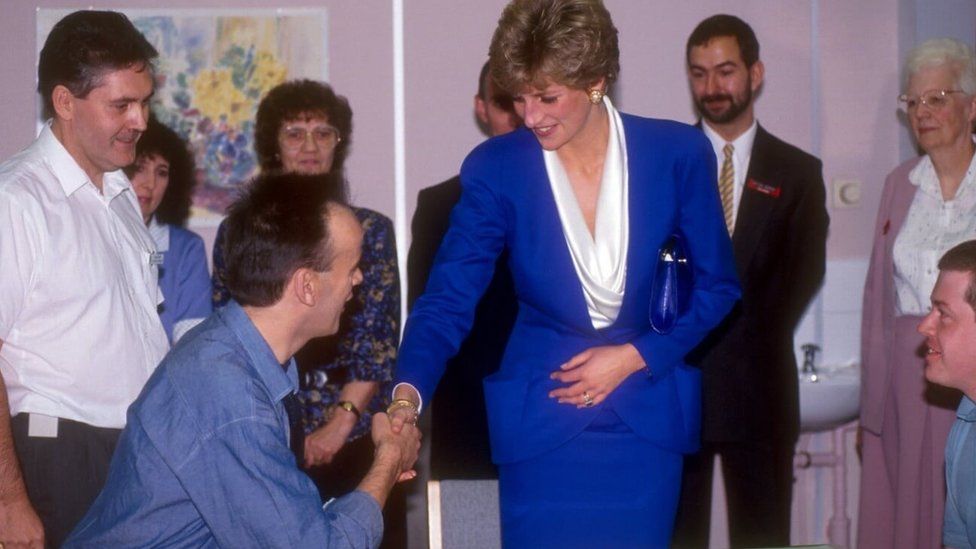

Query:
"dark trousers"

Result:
[[11, 413, 120, 548], [672, 439, 795, 548], [309, 434, 407, 549]]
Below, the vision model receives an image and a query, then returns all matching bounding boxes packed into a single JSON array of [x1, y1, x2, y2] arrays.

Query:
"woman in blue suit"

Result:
[[391, 0, 739, 545]]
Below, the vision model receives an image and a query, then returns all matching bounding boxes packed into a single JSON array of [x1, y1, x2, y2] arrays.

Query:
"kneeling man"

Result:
[[918, 240, 976, 548], [66, 173, 420, 548]]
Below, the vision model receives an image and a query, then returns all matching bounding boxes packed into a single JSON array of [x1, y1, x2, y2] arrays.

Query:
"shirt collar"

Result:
[[148, 217, 170, 253], [908, 137, 976, 200], [218, 301, 299, 403], [958, 395, 976, 422], [702, 118, 758, 164], [38, 120, 133, 200]]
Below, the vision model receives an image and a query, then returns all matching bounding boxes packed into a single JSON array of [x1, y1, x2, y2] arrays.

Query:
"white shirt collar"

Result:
[[38, 120, 132, 201], [908, 138, 976, 201], [702, 118, 758, 164], [148, 217, 170, 253]]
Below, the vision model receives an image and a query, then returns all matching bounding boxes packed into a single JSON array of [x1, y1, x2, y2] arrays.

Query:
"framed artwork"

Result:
[[37, 8, 329, 226]]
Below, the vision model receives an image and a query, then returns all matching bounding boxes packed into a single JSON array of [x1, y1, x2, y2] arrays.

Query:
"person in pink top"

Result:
[[859, 37, 976, 549]]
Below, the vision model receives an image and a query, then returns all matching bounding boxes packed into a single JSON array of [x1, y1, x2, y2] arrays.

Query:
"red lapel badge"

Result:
[[883, 220, 890, 235], [746, 178, 781, 198]]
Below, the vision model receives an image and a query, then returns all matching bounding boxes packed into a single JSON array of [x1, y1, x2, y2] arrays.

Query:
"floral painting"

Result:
[[37, 8, 329, 225]]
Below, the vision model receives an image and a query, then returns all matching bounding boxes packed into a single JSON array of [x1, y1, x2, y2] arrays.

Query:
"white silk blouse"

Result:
[[543, 96, 629, 329]]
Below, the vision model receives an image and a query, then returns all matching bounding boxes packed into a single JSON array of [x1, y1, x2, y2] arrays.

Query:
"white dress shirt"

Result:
[[544, 95, 629, 329], [0, 123, 169, 429], [893, 148, 976, 316], [702, 119, 758, 230]]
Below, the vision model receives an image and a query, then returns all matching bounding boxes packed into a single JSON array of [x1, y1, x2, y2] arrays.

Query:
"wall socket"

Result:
[[832, 178, 861, 209]]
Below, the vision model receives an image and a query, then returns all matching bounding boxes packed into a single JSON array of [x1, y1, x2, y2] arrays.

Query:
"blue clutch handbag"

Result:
[[649, 232, 693, 334]]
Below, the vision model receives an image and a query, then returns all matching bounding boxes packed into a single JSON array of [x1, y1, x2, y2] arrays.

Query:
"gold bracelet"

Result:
[[386, 398, 419, 418]]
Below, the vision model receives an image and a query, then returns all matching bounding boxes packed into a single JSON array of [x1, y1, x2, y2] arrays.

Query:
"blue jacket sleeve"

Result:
[[631, 132, 740, 379], [395, 149, 507, 403]]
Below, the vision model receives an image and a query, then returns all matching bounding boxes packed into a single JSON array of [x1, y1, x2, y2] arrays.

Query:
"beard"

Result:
[[695, 77, 753, 125]]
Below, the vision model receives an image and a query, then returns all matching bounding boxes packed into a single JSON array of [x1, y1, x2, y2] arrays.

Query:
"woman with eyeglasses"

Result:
[[210, 80, 403, 547], [859, 38, 976, 549]]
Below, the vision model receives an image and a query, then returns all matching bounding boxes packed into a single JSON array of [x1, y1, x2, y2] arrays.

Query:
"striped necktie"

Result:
[[719, 143, 735, 234]]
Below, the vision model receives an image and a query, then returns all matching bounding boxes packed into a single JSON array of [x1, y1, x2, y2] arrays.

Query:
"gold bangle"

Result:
[[386, 398, 419, 418]]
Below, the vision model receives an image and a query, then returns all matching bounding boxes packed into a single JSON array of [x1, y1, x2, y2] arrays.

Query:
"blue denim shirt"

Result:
[[945, 395, 976, 549], [66, 302, 383, 548]]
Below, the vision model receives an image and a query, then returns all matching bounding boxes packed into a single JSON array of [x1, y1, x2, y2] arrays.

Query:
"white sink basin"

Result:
[[799, 366, 860, 432]]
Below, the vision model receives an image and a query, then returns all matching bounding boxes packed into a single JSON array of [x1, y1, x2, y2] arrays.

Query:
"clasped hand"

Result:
[[372, 413, 421, 482], [548, 343, 645, 408]]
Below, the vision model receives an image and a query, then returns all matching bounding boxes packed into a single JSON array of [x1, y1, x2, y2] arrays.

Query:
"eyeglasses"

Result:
[[280, 125, 342, 150], [898, 89, 965, 112]]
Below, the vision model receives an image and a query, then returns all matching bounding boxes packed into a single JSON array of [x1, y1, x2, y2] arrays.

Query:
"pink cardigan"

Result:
[[859, 157, 922, 435]]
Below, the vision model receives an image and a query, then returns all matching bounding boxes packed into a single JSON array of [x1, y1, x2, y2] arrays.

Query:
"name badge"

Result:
[[149, 252, 164, 266], [746, 178, 781, 198]]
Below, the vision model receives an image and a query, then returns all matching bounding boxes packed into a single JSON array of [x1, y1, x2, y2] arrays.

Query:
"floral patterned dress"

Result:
[[212, 206, 400, 440]]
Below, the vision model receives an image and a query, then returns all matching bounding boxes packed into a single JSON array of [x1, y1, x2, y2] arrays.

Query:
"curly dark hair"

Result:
[[254, 80, 353, 178], [489, 0, 619, 94], [124, 116, 197, 227], [38, 10, 158, 120]]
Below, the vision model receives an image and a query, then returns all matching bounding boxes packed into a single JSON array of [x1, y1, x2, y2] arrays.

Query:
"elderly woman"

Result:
[[127, 117, 211, 343], [859, 38, 976, 549], [210, 81, 401, 529], [390, 0, 739, 545]]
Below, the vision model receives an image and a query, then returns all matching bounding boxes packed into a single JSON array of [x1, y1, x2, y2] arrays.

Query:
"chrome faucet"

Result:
[[801, 343, 820, 380]]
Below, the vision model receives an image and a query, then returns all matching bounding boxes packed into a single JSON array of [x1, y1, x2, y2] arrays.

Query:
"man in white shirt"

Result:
[[673, 14, 830, 548], [0, 10, 167, 547]]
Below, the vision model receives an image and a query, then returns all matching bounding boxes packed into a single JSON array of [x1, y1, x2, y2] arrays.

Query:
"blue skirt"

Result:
[[497, 408, 683, 548]]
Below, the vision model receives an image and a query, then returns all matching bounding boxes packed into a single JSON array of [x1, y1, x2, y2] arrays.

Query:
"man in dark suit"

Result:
[[672, 14, 829, 548], [406, 62, 520, 479]]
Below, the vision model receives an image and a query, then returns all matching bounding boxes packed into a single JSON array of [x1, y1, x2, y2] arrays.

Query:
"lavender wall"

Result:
[[0, 2, 972, 547], [0, 0, 395, 219], [0, 1, 946, 261], [404, 0, 907, 261]]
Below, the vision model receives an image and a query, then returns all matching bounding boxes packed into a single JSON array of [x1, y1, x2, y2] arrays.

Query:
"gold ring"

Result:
[[582, 391, 594, 407]]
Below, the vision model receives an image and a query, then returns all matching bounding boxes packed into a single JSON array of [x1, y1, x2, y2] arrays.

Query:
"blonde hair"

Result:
[[488, 0, 619, 94]]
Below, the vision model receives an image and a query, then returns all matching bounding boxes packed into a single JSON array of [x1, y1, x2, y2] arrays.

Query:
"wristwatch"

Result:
[[329, 400, 361, 420]]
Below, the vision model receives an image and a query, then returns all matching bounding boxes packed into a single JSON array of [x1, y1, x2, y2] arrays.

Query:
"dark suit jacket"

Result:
[[397, 115, 740, 465], [687, 124, 829, 444], [407, 175, 517, 479]]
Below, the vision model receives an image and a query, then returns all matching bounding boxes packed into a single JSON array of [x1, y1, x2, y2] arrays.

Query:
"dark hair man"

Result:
[[918, 240, 976, 549], [406, 61, 521, 480], [0, 11, 165, 547], [66, 173, 421, 547], [673, 14, 830, 548]]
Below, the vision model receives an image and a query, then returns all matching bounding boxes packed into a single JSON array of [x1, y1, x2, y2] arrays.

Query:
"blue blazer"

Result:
[[397, 114, 740, 464]]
